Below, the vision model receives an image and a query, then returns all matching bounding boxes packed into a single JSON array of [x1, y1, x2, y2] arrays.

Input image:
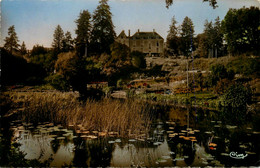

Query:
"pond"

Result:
[[0, 106, 259, 167]]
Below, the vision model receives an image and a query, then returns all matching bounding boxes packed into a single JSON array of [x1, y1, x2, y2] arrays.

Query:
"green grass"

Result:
[[136, 92, 222, 109]]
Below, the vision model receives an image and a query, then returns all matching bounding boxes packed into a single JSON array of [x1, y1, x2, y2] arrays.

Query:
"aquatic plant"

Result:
[[8, 92, 152, 137]]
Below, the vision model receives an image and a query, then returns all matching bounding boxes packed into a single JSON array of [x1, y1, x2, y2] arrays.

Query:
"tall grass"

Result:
[[8, 92, 152, 136]]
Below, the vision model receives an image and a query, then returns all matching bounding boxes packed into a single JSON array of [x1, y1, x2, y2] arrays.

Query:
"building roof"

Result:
[[131, 32, 163, 40], [117, 30, 163, 40], [118, 30, 128, 38]]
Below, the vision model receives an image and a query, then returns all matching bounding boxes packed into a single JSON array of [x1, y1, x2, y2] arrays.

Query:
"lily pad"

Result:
[[57, 137, 65, 140], [108, 141, 115, 144], [129, 139, 136, 142], [205, 131, 212, 134], [115, 139, 121, 143], [226, 125, 237, 129], [157, 159, 167, 163], [245, 151, 256, 155], [161, 156, 171, 159], [220, 153, 229, 156]]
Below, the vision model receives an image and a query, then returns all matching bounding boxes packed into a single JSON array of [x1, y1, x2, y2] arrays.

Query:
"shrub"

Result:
[[45, 74, 70, 91], [214, 78, 233, 95], [224, 83, 252, 108], [226, 57, 260, 78]]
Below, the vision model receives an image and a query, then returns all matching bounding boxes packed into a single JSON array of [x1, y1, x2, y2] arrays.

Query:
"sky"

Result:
[[1, 0, 259, 49]]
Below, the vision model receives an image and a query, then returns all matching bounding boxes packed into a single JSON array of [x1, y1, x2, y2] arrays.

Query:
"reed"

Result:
[[8, 91, 152, 137]]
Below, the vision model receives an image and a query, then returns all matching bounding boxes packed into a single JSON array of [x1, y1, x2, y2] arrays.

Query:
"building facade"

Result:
[[116, 29, 164, 56]]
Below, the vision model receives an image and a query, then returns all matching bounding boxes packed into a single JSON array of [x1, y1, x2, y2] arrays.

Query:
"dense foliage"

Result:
[[91, 0, 116, 54], [1, 48, 46, 85], [20, 41, 27, 55], [196, 17, 223, 58], [180, 16, 194, 57], [166, 16, 180, 56], [222, 7, 260, 55], [226, 56, 260, 78], [75, 10, 92, 56], [224, 83, 252, 108]]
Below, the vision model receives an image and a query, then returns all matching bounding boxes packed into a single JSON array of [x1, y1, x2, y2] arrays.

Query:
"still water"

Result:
[[1, 106, 260, 167]]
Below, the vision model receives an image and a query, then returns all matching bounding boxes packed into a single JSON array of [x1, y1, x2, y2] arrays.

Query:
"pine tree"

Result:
[[91, 0, 116, 54], [62, 31, 74, 52], [213, 16, 223, 57], [75, 10, 92, 56], [52, 25, 64, 52], [180, 17, 194, 57], [4, 25, 20, 54], [166, 16, 180, 56], [75, 10, 92, 44], [20, 41, 27, 55], [200, 17, 223, 58]]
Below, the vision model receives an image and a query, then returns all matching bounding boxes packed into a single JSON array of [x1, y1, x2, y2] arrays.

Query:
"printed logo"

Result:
[[229, 152, 248, 159]]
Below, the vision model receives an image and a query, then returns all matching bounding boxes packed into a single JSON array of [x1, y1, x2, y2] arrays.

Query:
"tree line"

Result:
[[165, 6, 260, 58], [2, 0, 148, 97]]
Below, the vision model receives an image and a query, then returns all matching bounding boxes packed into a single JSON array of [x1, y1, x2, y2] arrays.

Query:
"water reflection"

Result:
[[1, 106, 260, 167]]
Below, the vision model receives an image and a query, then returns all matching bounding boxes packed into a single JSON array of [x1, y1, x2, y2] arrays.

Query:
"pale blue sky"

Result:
[[1, 0, 259, 49]]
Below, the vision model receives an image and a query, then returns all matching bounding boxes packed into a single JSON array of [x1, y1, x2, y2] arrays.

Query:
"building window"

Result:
[[149, 43, 151, 49], [157, 41, 159, 46]]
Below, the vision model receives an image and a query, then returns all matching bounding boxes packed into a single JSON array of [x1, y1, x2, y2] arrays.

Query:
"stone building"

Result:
[[116, 29, 164, 56]]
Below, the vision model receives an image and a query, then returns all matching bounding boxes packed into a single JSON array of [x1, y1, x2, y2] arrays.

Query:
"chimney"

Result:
[[138, 29, 140, 33], [153, 29, 155, 35], [128, 29, 130, 37]]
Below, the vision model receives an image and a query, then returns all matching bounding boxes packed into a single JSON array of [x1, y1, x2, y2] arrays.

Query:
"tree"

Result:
[[52, 25, 64, 53], [204, 20, 215, 57], [1, 47, 46, 85], [196, 17, 224, 58], [209, 63, 234, 87], [131, 51, 146, 69], [29, 44, 57, 73], [180, 17, 194, 57], [222, 7, 260, 55], [62, 31, 74, 52], [91, 0, 116, 54], [195, 33, 208, 58], [102, 42, 130, 76], [202, 0, 218, 9], [75, 10, 92, 56], [4, 25, 20, 54], [166, 16, 180, 56], [110, 42, 130, 63], [213, 17, 223, 57], [20, 41, 27, 55], [30, 44, 48, 57], [55, 52, 86, 93]]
